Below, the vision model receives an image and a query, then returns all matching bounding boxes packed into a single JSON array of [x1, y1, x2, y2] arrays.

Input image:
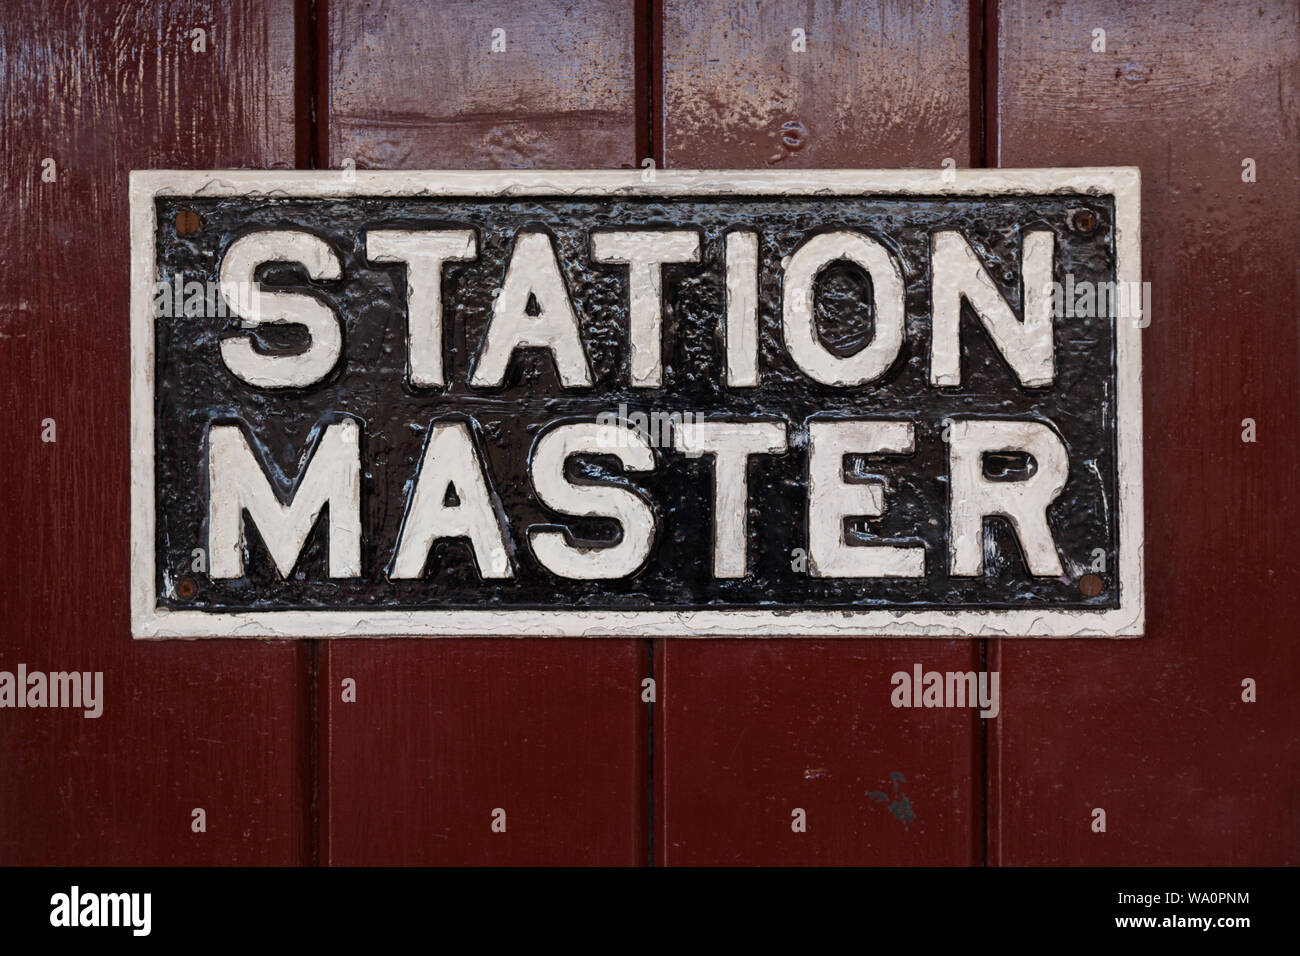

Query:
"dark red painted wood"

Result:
[[319, 0, 648, 865], [0, 0, 309, 864], [6, 0, 1294, 869], [655, 0, 984, 866], [989, 0, 1300, 864]]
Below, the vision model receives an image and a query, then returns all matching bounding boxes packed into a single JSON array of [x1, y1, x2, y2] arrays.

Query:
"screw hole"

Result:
[[1069, 208, 1097, 234], [175, 209, 201, 235]]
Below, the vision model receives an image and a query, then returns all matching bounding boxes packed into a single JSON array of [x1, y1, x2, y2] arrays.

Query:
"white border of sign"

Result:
[[130, 168, 1143, 639]]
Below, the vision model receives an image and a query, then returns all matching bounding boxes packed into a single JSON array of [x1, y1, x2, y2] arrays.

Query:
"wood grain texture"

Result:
[[0, 0, 307, 864], [990, 0, 1300, 864], [329, 0, 639, 170], [662, 0, 975, 169], [6, 0, 1293, 869], [656, 0, 983, 865], [320, 0, 647, 866]]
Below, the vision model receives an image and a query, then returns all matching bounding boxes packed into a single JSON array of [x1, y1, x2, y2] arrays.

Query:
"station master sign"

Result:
[[129, 169, 1143, 638]]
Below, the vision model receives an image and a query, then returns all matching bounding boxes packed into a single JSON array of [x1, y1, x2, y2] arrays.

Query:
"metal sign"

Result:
[[130, 169, 1143, 638]]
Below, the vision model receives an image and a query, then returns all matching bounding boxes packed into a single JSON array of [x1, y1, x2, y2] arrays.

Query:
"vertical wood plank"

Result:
[[991, 0, 1300, 864], [321, 0, 647, 865], [656, 0, 983, 865], [0, 0, 308, 864], [663, 0, 975, 169]]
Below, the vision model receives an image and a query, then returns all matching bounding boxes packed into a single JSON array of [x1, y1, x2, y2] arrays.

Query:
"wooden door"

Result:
[[2, 0, 1295, 866]]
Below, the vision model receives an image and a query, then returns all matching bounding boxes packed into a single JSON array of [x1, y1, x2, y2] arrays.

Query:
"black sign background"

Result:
[[152, 193, 1118, 612]]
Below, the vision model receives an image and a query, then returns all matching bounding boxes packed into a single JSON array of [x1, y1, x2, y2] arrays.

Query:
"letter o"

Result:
[[781, 231, 905, 386]]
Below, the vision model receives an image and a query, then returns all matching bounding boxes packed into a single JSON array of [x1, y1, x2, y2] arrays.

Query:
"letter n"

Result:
[[930, 230, 1055, 387]]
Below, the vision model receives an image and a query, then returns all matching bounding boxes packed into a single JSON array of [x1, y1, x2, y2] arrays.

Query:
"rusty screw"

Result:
[[1069, 208, 1098, 234], [1078, 573, 1104, 597], [176, 576, 198, 600], [175, 209, 201, 236]]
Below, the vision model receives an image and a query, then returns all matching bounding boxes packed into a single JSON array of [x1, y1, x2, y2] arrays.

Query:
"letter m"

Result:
[[208, 420, 362, 579], [101, 894, 129, 927], [50, 672, 81, 708], [945, 671, 977, 708]]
